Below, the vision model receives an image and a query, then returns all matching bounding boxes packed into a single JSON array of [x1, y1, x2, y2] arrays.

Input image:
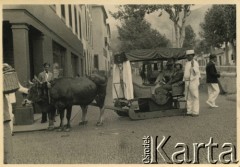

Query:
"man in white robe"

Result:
[[183, 50, 201, 116]]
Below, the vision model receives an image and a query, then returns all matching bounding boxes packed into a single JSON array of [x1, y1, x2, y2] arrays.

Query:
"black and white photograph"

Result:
[[1, 1, 238, 164]]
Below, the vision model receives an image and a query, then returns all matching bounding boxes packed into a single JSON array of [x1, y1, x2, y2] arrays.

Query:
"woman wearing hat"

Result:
[[161, 63, 184, 91], [206, 54, 220, 108], [153, 60, 174, 94]]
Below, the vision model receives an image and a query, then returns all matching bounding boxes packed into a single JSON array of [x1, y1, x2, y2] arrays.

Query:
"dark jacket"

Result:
[[206, 61, 220, 83]]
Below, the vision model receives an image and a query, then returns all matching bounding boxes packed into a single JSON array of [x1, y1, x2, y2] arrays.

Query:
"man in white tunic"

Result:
[[183, 50, 201, 116]]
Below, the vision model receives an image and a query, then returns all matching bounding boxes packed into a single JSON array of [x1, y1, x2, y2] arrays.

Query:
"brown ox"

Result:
[[27, 74, 107, 131]]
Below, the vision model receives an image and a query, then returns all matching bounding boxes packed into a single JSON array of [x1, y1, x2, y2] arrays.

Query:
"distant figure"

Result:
[[38, 63, 53, 83], [53, 63, 62, 116], [38, 63, 53, 123], [206, 54, 220, 108], [53, 63, 62, 79], [139, 65, 146, 84], [146, 64, 152, 84]]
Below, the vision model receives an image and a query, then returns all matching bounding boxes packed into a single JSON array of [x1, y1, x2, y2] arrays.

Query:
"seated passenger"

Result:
[[161, 63, 184, 91], [153, 61, 174, 94], [152, 63, 183, 105]]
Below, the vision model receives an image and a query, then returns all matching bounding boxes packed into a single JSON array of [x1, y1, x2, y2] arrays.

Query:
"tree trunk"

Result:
[[174, 22, 179, 48], [179, 18, 186, 48], [224, 41, 229, 65], [230, 40, 236, 65]]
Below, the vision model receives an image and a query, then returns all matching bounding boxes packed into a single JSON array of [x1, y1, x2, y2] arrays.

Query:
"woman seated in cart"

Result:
[[153, 62, 184, 95]]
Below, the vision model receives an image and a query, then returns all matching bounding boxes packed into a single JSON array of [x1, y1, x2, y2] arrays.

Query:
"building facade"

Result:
[[3, 5, 85, 79], [196, 43, 235, 67], [3, 5, 85, 111], [3, 4, 112, 114], [92, 5, 111, 74], [79, 5, 94, 75]]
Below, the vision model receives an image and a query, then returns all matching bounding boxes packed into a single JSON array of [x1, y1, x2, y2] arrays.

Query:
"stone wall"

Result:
[[199, 66, 236, 73], [199, 65, 236, 94], [200, 72, 236, 94]]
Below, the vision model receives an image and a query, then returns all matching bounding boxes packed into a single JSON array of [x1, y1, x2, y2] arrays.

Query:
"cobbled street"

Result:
[[12, 76, 236, 164]]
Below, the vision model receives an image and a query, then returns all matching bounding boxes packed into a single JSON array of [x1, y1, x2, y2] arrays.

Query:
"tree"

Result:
[[182, 25, 196, 48], [200, 5, 236, 64], [223, 5, 236, 64], [111, 5, 193, 48], [194, 39, 210, 55], [112, 12, 170, 51]]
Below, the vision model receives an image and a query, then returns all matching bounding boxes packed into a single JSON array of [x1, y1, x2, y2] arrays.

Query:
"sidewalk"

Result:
[[226, 94, 236, 101], [13, 106, 80, 133]]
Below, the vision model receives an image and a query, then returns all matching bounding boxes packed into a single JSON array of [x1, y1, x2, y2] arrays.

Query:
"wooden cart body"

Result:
[[108, 48, 188, 120]]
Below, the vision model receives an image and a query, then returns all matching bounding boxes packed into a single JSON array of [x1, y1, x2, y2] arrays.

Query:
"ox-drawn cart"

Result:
[[107, 48, 188, 120]]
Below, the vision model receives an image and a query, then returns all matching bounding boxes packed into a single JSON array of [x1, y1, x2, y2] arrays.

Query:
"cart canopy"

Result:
[[120, 48, 187, 62]]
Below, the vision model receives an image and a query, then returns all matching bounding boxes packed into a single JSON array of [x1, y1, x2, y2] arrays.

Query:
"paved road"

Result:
[[11, 76, 236, 164]]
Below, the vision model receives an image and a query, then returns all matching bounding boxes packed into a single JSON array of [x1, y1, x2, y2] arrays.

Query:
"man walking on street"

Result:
[[206, 54, 220, 108], [183, 50, 201, 117]]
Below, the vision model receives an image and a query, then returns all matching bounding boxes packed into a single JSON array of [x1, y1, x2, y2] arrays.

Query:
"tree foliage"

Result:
[[110, 5, 193, 48], [110, 5, 147, 21], [200, 5, 236, 63], [110, 7, 170, 52], [194, 39, 210, 55], [182, 25, 196, 49]]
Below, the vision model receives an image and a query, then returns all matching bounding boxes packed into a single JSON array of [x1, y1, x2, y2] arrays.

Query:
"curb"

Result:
[[13, 128, 47, 134], [13, 110, 80, 133], [226, 94, 236, 102]]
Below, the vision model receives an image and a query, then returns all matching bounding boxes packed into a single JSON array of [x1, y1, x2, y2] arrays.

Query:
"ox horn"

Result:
[[29, 80, 34, 85]]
